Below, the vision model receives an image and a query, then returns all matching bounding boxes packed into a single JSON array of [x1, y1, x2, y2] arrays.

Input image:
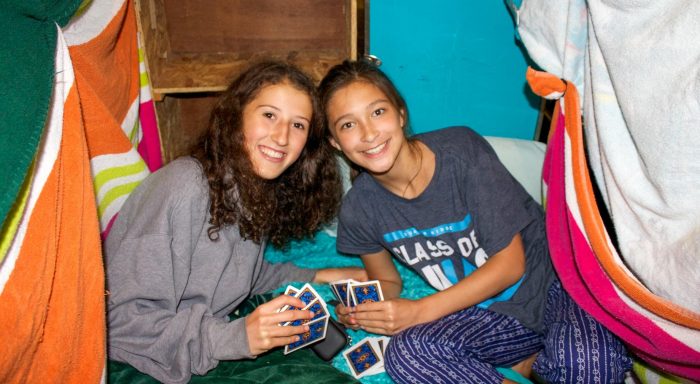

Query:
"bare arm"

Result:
[[415, 233, 526, 322], [343, 234, 526, 335]]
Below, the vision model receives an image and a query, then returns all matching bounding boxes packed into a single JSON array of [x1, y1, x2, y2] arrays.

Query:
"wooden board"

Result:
[[136, 0, 357, 97], [135, 0, 359, 164]]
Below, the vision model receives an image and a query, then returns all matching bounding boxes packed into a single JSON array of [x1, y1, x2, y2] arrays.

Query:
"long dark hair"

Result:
[[192, 60, 341, 248]]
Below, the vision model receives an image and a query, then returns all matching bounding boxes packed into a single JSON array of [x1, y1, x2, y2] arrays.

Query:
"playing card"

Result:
[[377, 338, 385, 357], [284, 298, 328, 327], [330, 280, 351, 307], [378, 336, 391, 356], [343, 337, 383, 378], [366, 338, 386, 374], [350, 280, 384, 305], [277, 285, 301, 313], [295, 283, 322, 307], [284, 285, 299, 296], [284, 317, 328, 354]]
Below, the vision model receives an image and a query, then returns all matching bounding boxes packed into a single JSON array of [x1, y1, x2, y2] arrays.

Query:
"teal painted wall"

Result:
[[368, 1, 539, 139]]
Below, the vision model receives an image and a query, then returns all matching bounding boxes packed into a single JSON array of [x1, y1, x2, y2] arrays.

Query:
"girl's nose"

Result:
[[360, 122, 379, 143], [270, 121, 289, 146]]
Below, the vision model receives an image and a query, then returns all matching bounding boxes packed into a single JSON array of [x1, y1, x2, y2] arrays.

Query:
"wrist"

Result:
[[311, 268, 325, 283], [413, 297, 430, 323]]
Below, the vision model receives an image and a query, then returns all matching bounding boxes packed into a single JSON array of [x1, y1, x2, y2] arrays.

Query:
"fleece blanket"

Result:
[[513, 0, 700, 314], [527, 68, 700, 381], [0, 0, 160, 382]]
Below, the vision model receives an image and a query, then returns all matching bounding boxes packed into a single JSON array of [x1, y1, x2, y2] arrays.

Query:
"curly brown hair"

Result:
[[192, 60, 342, 248]]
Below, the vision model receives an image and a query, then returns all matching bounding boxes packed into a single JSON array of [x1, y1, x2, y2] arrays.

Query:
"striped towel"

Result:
[[0, 0, 161, 381]]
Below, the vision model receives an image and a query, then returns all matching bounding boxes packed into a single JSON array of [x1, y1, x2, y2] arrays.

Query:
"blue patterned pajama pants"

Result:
[[384, 280, 632, 383]]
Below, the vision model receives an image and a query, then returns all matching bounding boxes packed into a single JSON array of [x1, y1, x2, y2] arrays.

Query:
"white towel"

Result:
[[515, 0, 700, 312]]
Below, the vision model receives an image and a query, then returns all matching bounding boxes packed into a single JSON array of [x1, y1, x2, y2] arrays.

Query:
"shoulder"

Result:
[[142, 157, 206, 195], [124, 157, 209, 214], [151, 157, 204, 184], [341, 174, 373, 209], [417, 126, 497, 163], [339, 174, 376, 220]]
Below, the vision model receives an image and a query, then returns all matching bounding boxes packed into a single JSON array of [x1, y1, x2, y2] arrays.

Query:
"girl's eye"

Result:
[[292, 122, 306, 130], [263, 112, 275, 119], [340, 121, 354, 130], [372, 108, 386, 117]]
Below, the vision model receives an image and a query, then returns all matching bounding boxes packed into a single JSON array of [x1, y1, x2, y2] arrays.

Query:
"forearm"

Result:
[[251, 260, 316, 296], [415, 236, 526, 323], [377, 279, 401, 299]]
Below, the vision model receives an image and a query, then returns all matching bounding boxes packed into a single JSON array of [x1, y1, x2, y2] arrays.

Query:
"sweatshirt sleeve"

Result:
[[249, 258, 317, 296]]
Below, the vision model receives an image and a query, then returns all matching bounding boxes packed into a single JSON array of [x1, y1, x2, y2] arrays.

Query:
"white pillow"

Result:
[[484, 136, 546, 204]]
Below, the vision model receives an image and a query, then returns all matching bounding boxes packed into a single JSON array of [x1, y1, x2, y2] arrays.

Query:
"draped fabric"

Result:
[[0, 0, 161, 381], [527, 68, 700, 381]]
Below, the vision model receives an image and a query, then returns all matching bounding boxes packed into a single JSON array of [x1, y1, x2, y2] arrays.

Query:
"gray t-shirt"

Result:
[[336, 127, 554, 332], [105, 157, 316, 384]]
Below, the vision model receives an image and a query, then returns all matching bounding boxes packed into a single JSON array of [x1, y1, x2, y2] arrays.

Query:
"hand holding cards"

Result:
[[329, 279, 384, 307], [278, 283, 330, 354]]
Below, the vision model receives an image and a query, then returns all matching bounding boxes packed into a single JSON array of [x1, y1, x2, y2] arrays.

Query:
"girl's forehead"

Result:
[[333, 80, 388, 102]]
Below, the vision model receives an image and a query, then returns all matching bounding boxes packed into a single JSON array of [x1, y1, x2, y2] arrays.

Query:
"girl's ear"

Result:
[[399, 109, 406, 128], [328, 136, 342, 151]]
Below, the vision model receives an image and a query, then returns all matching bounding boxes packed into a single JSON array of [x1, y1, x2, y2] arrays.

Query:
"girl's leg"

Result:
[[384, 306, 543, 384], [532, 280, 632, 383]]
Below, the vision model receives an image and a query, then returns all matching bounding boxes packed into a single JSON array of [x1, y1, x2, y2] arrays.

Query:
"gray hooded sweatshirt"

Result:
[[105, 157, 315, 383]]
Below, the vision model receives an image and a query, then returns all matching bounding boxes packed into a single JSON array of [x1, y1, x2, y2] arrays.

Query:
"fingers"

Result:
[[353, 318, 392, 330], [274, 308, 314, 325], [268, 324, 310, 338], [335, 304, 351, 315], [265, 294, 306, 311], [354, 301, 386, 312], [358, 325, 394, 335]]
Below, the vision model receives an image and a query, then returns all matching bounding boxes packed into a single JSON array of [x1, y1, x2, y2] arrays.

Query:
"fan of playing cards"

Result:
[[329, 279, 384, 307], [278, 283, 331, 355]]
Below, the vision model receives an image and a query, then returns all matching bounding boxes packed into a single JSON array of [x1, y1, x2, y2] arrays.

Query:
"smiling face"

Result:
[[326, 80, 407, 176], [242, 81, 312, 180]]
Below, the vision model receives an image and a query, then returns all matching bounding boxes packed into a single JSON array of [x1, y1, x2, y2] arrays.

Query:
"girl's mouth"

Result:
[[259, 146, 285, 161], [363, 140, 388, 156]]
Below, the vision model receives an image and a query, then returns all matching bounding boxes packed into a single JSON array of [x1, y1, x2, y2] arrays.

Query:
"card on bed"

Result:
[[284, 317, 328, 354], [349, 280, 384, 305], [367, 338, 386, 374], [343, 337, 384, 378], [377, 336, 391, 356]]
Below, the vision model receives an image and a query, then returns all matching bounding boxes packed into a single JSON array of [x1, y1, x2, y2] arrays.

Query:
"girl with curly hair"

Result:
[[105, 60, 365, 383]]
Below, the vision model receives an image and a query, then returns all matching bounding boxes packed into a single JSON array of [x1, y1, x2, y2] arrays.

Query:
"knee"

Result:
[[383, 327, 431, 383], [533, 330, 632, 383]]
